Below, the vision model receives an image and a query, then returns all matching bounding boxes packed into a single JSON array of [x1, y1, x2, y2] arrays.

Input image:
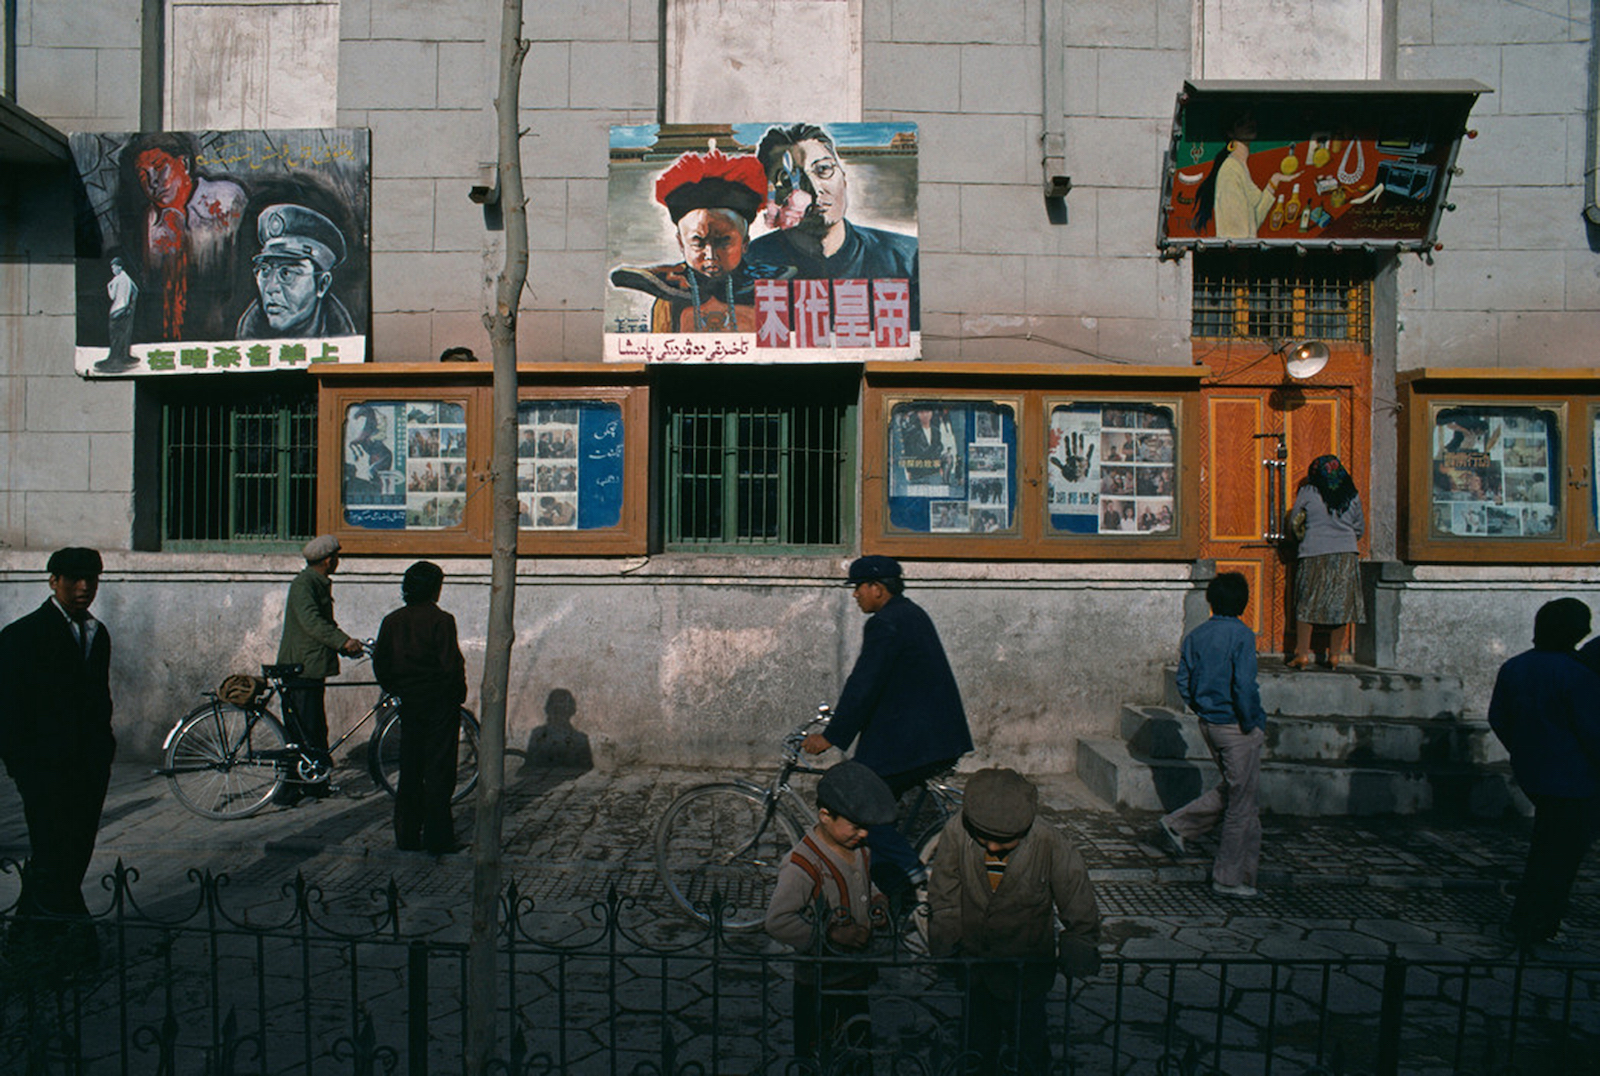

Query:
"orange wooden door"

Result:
[[1199, 350, 1370, 653]]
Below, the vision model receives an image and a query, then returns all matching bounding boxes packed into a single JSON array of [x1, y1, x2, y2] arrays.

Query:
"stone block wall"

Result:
[[1396, 0, 1600, 370]]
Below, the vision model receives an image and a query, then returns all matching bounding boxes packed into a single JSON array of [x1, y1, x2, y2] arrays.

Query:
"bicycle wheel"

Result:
[[163, 702, 288, 820], [368, 705, 481, 804], [654, 783, 802, 931], [905, 820, 948, 954]]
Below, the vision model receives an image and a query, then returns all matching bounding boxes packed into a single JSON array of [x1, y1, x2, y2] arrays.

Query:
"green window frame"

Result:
[[158, 379, 317, 550], [660, 369, 856, 552]]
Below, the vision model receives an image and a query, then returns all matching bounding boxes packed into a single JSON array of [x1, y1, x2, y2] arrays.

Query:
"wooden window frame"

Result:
[[861, 363, 1202, 561], [1398, 368, 1600, 563], [313, 364, 648, 556]]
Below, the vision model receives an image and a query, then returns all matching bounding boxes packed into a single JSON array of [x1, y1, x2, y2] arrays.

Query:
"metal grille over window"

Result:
[[1192, 267, 1371, 343], [665, 401, 851, 549], [162, 384, 316, 547]]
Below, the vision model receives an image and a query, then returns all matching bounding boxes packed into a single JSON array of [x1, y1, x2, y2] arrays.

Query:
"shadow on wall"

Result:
[[520, 688, 593, 773]]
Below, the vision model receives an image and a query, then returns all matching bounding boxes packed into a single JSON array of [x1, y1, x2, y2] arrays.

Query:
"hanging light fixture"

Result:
[[1276, 340, 1329, 380]]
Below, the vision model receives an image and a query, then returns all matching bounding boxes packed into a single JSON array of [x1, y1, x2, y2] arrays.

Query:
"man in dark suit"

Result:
[[0, 548, 115, 972], [803, 555, 973, 899]]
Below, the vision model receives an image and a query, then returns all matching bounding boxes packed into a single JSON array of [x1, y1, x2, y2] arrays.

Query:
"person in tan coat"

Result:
[[928, 767, 1101, 1075]]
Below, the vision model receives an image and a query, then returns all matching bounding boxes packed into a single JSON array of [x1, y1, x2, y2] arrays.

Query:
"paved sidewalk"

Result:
[[2, 759, 1596, 960]]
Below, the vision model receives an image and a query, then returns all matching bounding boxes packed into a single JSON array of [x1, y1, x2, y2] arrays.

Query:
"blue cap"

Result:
[[846, 555, 902, 586]]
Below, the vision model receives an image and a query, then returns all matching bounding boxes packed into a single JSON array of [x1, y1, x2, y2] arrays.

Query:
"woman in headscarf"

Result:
[[1288, 455, 1365, 669]]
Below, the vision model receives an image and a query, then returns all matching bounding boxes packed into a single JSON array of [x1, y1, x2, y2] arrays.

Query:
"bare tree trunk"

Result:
[[466, 0, 527, 1070]]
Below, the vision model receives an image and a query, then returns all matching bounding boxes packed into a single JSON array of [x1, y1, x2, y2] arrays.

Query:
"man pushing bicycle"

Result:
[[803, 555, 973, 903]]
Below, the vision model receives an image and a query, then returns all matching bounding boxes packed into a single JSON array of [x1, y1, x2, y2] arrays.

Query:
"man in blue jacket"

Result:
[[1155, 571, 1268, 898], [803, 556, 972, 896], [1492, 597, 1600, 949]]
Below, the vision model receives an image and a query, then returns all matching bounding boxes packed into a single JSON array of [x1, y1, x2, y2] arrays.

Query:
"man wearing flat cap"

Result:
[[928, 767, 1101, 1074], [237, 203, 356, 339], [803, 555, 973, 900], [276, 535, 364, 802], [0, 548, 115, 972]]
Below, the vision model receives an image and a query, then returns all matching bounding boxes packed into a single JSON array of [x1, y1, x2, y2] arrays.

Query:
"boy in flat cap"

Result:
[[928, 767, 1101, 1075], [609, 147, 793, 333], [803, 555, 973, 904], [0, 548, 114, 973], [765, 760, 896, 1069], [276, 535, 364, 802]]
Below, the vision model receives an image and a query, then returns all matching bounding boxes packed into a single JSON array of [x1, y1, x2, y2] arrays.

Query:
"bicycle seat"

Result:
[[262, 663, 304, 680]]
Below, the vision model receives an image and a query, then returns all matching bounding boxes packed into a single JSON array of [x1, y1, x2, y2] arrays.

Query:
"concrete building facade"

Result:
[[1, 0, 1596, 773]]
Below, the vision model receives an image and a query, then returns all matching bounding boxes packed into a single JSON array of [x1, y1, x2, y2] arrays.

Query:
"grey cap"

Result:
[[302, 534, 341, 563], [255, 204, 346, 271], [816, 761, 897, 827], [962, 768, 1038, 839]]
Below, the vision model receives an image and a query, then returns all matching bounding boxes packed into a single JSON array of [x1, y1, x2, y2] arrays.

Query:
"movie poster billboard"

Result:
[[605, 122, 918, 363], [1159, 82, 1485, 253], [69, 128, 370, 377]]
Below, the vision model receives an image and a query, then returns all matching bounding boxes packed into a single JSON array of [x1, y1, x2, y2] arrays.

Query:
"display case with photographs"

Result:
[[1047, 402, 1178, 537], [861, 372, 1199, 560], [514, 400, 625, 532], [886, 399, 1019, 536], [341, 398, 472, 532], [1427, 404, 1561, 540], [315, 366, 648, 555], [1399, 369, 1600, 562]]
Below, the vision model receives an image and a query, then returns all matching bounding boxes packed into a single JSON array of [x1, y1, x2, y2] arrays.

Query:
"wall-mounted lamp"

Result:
[[1274, 339, 1329, 380]]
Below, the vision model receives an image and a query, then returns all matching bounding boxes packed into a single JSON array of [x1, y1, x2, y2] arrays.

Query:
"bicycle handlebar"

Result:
[[780, 705, 833, 760]]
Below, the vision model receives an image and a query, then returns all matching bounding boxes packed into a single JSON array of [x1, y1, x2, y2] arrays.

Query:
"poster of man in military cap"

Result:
[[69, 128, 370, 377]]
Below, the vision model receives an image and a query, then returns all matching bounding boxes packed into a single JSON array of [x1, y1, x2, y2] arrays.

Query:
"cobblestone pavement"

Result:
[[2, 759, 1595, 960], [3, 760, 1598, 1075]]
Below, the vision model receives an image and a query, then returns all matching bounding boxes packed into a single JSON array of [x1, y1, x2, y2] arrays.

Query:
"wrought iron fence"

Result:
[[1, 860, 1596, 1075]]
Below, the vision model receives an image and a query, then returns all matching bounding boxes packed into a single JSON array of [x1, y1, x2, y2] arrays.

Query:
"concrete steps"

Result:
[[1077, 661, 1525, 818]]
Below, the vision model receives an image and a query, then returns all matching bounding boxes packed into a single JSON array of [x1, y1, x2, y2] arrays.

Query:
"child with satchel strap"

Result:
[[765, 761, 895, 1069]]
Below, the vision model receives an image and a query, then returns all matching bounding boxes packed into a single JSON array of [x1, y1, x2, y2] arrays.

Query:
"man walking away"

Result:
[[373, 561, 468, 854], [1493, 598, 1600, 950]]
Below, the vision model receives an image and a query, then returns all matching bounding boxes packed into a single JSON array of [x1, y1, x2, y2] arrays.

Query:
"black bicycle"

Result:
[[158, 647, 480, 820], [653, 706, 962, 931]]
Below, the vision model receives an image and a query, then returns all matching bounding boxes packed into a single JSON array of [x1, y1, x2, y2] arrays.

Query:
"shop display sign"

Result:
[[1159, 82, 1486, 253]]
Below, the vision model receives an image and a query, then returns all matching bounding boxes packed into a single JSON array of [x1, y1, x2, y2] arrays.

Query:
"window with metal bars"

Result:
[[1192, 252, 1372, 343], [157, 378, 317, 549], [660, 368, 855, 551]]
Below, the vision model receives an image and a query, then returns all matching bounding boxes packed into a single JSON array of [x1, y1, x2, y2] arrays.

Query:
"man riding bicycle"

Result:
[[803, 555, 973, 903]]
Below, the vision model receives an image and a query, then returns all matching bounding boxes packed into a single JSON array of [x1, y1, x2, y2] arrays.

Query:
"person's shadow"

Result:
[[520, 688, 593, 774]]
